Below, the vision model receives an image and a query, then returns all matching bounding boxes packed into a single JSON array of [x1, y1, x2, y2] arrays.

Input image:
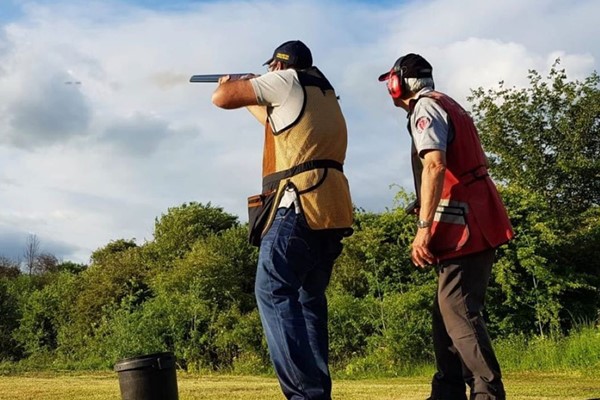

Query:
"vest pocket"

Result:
[[429, 203, 470, 254], [247, 190, 276, 247]]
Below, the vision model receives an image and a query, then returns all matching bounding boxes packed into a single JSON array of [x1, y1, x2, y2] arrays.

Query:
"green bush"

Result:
[[332, 284, 436, 377], [0, 279, 21, 360], [14, 272, 78, 357], [328, 292, 376, 366]]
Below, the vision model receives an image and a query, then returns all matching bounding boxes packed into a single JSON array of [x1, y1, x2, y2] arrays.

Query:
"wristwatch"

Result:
[[417, 219, 432, 229]]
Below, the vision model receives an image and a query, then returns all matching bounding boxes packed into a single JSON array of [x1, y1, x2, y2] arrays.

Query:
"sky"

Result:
[[0, 0, 598, 264]]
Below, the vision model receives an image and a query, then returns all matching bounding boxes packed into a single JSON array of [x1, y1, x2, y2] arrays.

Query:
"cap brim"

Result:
[[378, 71, 391, 81], [263, 57, 273, 66]]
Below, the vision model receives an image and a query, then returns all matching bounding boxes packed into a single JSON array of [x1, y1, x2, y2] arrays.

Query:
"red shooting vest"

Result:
[[410, 91, 514, 261]]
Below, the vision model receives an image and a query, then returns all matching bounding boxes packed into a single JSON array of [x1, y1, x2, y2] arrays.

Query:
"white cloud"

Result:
[[100, 112, 171, 155], [0, 0, 598, 263]]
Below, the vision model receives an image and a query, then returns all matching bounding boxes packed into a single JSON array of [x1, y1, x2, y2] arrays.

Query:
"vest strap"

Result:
[[262, 159, 343, 191], [459, 165, 489, 185]]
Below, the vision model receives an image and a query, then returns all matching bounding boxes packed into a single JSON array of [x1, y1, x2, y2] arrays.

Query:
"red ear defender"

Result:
[[387, 71, 402, 99]]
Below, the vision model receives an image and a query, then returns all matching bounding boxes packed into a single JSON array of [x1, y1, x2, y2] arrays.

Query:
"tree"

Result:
[[469, 61, 599, 215], [0, 278, 22, 359], [331, 189, 425, 299], [56, 261, 87, 274], [13, 272, 78, 356], [90, 239, 137, 266], [94, 226, 261, 369], [0, 256, 20, 279], [327, 189, 438, 371], [74, 243, 148, 330], [468, 61, 600, 334], [23, 234, 40, 276], [151, 202, 239, 262], [33, 253, 59, 275]]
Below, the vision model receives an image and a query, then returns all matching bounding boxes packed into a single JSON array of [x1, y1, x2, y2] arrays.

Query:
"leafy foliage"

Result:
[[469, 61, 600, 334], [469, 62, 599, 215], [151, 202, 239, 262], [13, 272, 78, 356], [0, 278, 22, 360]]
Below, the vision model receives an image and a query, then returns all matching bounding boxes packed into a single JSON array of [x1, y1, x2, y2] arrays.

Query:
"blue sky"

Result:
[[1, 0, 397, 22], [0, 0, 599, 263]]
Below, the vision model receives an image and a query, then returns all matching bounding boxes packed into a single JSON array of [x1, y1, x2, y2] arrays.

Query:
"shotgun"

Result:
[[189, 74, 254, 83], [404, 199, 419, 215]]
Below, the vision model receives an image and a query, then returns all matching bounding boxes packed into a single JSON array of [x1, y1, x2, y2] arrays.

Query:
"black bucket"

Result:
[[114, 352, 179, 400]]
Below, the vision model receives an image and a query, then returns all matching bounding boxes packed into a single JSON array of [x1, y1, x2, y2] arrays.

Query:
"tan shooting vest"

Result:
[[260, 67, 353, 236]]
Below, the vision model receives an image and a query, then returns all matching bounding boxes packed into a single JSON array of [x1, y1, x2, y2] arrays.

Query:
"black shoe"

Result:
[[427, 397, 469, 400]]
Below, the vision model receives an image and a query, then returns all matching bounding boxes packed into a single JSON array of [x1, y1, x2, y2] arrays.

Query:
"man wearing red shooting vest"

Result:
[[378, 53, 513, 400]]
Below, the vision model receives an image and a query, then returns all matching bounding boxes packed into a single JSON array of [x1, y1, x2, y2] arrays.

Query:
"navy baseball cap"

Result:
[[263, 40, 313, 69], [378, 53, 433, 81]]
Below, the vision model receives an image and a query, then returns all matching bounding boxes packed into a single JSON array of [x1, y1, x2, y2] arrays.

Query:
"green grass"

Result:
[[494, 325, 600, 372], [1, 326, 599, 399], [0, 371, 598, 400]]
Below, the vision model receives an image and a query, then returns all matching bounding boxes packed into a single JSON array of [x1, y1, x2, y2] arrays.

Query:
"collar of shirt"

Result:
[[407, 87, 435, 114]]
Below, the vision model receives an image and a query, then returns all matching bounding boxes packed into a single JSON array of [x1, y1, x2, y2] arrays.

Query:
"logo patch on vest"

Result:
[[416, 116, 431, 133]]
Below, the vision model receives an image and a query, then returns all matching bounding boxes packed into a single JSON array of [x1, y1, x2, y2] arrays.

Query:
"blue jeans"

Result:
[[255, 206, 344, 400]]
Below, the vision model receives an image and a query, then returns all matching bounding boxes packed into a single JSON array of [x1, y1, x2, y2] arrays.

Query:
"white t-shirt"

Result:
[[250, 69, 309, 210], [250, 69, 305, 133]]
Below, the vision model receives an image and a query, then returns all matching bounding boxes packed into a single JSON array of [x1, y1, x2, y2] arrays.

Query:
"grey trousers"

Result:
[[429, 248, 506, 400]]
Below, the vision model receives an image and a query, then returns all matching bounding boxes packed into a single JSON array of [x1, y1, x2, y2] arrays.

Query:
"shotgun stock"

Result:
[[404, 199, 419, 215]]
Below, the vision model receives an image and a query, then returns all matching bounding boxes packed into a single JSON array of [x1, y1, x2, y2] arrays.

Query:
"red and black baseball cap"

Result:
[[263, 40, 313, 69], [377, 53, 433, 81]]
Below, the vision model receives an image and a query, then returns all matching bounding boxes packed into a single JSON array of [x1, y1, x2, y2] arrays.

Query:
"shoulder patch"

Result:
[[416, 116, 431, 133]]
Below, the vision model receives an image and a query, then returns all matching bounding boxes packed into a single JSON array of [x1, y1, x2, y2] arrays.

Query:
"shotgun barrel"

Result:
[[189, 73, 253, 83]]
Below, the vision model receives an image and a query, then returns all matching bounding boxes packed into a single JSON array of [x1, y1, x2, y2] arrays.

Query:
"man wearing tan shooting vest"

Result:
[[378, 53, 514, 400], [212, 40, 353, 400]]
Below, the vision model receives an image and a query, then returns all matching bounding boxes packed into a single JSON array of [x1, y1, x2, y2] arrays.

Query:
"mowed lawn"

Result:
[[0, 371, 598, 400]]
